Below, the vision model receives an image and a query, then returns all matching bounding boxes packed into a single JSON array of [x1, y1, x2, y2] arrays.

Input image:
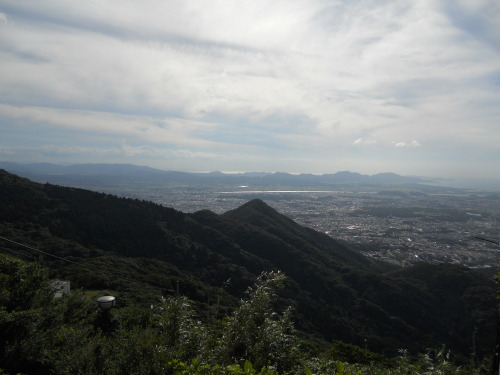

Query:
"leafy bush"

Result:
[[217, 271, 299, 372], [0, 255, 494, 375], [152, 295, 208, 362]]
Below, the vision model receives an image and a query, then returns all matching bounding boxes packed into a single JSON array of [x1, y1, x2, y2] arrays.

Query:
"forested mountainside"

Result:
[[0, 169, 496, 359]]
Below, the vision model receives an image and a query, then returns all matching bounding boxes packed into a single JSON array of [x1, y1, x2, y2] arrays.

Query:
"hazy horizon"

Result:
[[1, 1, 499, 179], [2, 159, 500, 191]]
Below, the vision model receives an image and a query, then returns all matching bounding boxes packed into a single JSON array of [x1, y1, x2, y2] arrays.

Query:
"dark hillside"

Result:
[[386, 263, 496, 353], [0, 169, 496, 359], [222, 199, 392, 272]]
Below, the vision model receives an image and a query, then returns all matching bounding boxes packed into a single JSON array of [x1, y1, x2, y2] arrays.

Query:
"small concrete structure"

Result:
[[51, 279, 70, 298]]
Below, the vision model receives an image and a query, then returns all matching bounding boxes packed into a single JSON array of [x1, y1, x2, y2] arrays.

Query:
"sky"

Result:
[[0, 0, 499, 179]]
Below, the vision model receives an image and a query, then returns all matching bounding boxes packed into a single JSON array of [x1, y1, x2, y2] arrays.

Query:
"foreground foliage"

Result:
[[0, 254, 494, 375]]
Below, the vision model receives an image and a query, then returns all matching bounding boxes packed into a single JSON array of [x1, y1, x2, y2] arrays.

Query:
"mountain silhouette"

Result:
[[0, 161, 428, 188]]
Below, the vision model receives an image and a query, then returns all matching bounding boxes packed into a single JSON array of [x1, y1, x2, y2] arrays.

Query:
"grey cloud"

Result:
[[439, 0, 500, 51]]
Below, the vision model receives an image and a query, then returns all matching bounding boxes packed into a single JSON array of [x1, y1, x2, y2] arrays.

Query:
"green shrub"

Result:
[[218, 271, 299, 373]]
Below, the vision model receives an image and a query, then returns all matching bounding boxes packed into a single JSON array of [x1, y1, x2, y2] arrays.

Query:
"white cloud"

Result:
[[394, 140, 421, 148], [0, 146, 15, 154], [170, 149, 216, 159], [353, 138, 377, 145], [119, 143, 216, 159]]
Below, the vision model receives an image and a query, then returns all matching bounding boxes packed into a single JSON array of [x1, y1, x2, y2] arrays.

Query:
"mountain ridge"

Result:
[[0, 161, 429, 188]]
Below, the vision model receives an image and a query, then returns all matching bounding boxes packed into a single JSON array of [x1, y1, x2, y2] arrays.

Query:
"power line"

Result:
[[0, 245, 38, 261], [474, 236, 500, 246], [0, 235, 173, 293]]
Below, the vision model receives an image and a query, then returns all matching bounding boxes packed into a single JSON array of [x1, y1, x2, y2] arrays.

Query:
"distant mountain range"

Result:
[[0, 168, 496, 359], [0, 161, 430, 189]]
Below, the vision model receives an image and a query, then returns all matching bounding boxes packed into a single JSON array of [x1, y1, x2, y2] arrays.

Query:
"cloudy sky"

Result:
[[0, 1, 499, 178]]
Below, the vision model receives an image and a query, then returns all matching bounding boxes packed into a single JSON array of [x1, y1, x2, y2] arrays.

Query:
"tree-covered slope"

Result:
[[0, 169, 496, 359], [4, 255, 490, 375]]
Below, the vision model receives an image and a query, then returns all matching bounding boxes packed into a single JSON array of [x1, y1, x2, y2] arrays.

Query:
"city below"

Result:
[[125, 186, 499, 273]]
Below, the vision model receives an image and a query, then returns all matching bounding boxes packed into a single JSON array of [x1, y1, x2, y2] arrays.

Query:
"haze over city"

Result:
[[0, 1, 499, 179]]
